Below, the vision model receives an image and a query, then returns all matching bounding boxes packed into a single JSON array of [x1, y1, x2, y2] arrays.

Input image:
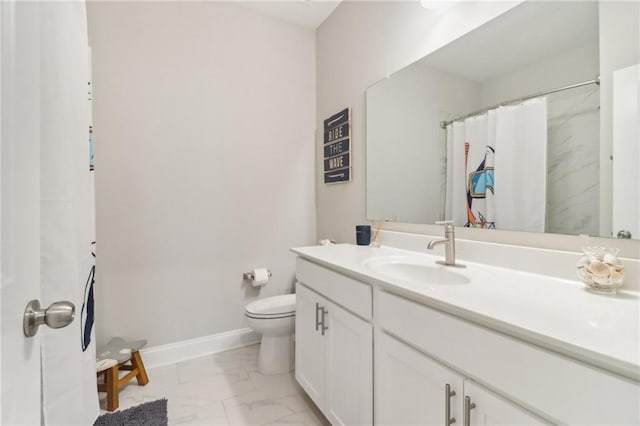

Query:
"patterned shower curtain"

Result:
[[445, 98, 547, 232], [39, 2, 99, 425]]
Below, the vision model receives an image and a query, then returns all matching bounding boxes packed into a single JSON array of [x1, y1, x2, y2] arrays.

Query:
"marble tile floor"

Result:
[[98, 344, 330, 426]]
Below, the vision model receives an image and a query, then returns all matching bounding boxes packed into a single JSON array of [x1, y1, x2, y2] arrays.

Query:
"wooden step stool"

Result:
[[96, 338, 149, 411]]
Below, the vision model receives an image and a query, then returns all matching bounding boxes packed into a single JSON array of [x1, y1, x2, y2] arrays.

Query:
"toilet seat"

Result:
[[245, 294, 296, 319]]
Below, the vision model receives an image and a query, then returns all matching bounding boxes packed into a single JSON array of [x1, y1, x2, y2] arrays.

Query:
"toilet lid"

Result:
[[245, 294, 296, 317]]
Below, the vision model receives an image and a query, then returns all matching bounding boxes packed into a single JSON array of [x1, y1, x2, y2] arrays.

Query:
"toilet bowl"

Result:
[[245, 294, 296, 375]]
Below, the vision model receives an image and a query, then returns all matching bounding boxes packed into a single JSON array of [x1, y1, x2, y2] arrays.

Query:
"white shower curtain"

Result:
[[40, 2, 99, 425], [446, 98, 547, 232]]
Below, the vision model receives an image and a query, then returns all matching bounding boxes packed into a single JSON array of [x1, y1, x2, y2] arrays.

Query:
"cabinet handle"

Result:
[[463, 396, 476, 426], [315, 302, 322, 331], [321, 307, 329, 336], [445, 384, 456, 425]]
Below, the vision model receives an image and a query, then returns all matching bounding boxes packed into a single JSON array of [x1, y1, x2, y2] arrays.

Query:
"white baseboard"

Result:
[[140, 328, 261, 369]]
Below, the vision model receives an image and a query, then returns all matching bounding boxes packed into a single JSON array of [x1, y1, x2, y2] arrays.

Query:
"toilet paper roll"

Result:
[[251, 268, 270, 287]]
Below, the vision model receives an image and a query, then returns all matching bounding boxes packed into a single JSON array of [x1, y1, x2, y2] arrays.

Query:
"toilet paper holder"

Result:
[[243, 270, 272, 281]]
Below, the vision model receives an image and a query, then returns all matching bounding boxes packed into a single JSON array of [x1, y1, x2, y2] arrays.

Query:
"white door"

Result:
[[324, 300, 372, 426], [2, 1, 98, 424], [295, 283, 326, 409], [463, 380, 548, 425], [1, 0, 43, 423], [612, 64, 640, 239], [375, 330, 464, 426]]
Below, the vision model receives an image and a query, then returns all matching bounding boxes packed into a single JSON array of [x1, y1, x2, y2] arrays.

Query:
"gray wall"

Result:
[[88, 1, 316, 347]]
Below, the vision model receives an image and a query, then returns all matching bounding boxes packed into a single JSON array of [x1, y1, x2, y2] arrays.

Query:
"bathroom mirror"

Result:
[[366, 1, 639, 239]]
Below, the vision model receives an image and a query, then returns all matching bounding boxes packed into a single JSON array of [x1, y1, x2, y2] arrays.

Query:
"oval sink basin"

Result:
[[364, 257, 470, 285]]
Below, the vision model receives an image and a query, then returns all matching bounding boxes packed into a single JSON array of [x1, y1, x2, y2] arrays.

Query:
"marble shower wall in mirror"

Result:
[[366, 1, 639, 239]]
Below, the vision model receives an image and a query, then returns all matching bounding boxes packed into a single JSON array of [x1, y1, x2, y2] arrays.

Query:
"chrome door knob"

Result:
[[617, 230, 632, 239], [23, 299, 75, 337]]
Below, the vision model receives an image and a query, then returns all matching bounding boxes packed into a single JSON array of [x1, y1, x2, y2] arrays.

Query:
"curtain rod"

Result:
[[440, 75, 600, 129]]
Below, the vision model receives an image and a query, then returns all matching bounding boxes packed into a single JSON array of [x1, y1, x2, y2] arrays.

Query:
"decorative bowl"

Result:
[[576, 246, 625, 294]]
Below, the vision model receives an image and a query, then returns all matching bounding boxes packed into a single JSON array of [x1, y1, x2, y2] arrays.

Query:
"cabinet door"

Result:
[[464, 380, 548, 426], [295, 283, 326, 409], [375, 330, 464, 426], [324, 300, 373, 425]]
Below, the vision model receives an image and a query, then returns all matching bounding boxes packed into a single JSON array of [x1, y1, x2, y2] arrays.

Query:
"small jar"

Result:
[[576, 246, 625, 294]]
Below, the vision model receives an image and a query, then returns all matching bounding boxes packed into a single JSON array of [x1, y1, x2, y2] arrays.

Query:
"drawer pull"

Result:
[[463, 396, 476, 426], [315, 302, 322, 331], [321, 307, 329, 336], [445, 384, 456, 425]]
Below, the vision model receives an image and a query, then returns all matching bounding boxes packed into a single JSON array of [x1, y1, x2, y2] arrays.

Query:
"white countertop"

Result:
[[291, 244, 640, 381]]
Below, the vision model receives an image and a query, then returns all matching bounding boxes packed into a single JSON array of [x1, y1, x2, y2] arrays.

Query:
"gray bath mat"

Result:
[[94, 399, 168, 426]]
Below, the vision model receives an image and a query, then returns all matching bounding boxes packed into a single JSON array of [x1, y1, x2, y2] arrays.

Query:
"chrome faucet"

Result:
[[427, 221, 456, 265]]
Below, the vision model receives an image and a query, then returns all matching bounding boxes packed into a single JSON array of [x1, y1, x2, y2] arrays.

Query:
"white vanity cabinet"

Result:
[[375, 330, 545, 426], [295, 283, 326, 407], [295, 259, 373, 425], [293, 248, 640, 426], [376, 290, 640, 425], [375, 330, 465, 425]]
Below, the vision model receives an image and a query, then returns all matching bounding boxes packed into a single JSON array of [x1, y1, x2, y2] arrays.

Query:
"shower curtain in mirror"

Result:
[[40, 2, 99, 425], [445, 98, 547, 232]]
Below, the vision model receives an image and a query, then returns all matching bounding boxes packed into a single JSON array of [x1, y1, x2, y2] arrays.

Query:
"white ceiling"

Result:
[[238, 0, 342, 29]]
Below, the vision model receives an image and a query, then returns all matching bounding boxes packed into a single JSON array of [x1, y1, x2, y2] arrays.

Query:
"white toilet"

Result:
[[245, 294, 296, 375]]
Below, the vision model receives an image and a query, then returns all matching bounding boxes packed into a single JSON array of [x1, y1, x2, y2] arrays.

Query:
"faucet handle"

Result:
[[436, 220, 455, 236], [435, 220, 455, 233]]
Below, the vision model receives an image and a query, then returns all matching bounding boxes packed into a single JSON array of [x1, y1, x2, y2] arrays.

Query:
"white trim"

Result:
[[140, 328, 261, 369], [0, 2, 4, 421]]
